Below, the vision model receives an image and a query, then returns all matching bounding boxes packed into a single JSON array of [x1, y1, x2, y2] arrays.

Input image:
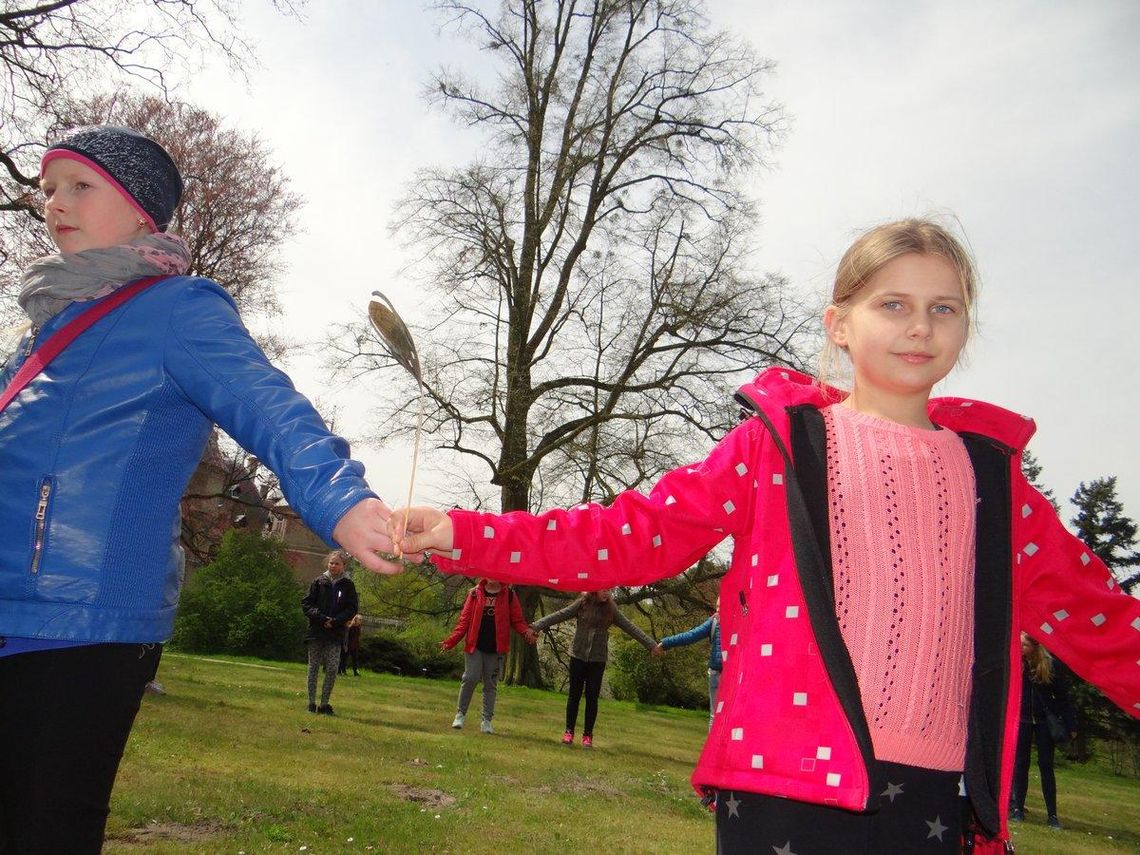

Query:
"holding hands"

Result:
[[333, 498, 404, 574], [388, 505, 455, 557]]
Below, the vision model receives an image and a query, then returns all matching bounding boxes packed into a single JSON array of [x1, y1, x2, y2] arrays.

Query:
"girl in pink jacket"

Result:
[[389, 219, 1140, 854]]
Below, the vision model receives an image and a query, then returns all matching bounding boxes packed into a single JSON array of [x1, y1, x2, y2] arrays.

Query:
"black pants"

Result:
[[715, 760, 967, 854], [1011, 719, 1058, 816], [0, 643, 162, 854], [566, 656, 606, 735]]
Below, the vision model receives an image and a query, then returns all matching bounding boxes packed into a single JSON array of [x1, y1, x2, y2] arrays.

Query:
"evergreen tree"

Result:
[[1071, 476, 1140, 592]]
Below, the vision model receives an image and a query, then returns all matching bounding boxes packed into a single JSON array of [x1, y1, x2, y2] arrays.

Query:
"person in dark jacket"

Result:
[[1010, 632, 1078, 829], [302, 551, 359, 715], [531, 589, 657, 747], [339, 613, 363, 676], [0, 125, 400, 852], [656, 596, 722, 727]]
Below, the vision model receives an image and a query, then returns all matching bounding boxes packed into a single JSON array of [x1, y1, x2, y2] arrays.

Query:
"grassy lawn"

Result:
[[104, 654, 1139, 854]]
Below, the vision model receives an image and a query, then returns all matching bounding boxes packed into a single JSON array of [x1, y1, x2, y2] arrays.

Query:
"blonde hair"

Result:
[[324, 549, 350, 568], [818, 217, 978, 392], [1022, 633, 1054, 685]]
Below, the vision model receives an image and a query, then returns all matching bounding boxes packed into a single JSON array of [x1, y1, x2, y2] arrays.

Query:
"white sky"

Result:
[[187, 0, 1139, 524]]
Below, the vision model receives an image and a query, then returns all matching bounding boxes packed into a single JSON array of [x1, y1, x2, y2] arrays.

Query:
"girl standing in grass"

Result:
[[1009, 632, 1078, 830], [440, 578, 534, 734], [530, 588, 658, 748], [0, 125, 398, 852], [390, 219, 1140, 853]]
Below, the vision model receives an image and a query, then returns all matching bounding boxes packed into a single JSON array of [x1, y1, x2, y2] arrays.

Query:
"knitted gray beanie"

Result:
[[42, 125, 183, 232]]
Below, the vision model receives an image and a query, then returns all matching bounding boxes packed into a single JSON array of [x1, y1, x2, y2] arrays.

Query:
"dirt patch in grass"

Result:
[[530, 774, 623, 798], [109, 820, 224, 843], [389, 784, 457, 808]]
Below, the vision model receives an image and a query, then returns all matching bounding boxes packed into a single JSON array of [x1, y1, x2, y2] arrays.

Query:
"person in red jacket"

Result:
[[392, 218, 1140, 854], [440, 578, 535, 734]]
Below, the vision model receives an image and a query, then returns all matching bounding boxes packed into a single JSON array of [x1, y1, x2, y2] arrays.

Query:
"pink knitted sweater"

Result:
[[824, 403, 976, 771]]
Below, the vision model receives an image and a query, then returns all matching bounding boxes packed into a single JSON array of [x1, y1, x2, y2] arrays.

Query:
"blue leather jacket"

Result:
[[0, 276, 376, 644]]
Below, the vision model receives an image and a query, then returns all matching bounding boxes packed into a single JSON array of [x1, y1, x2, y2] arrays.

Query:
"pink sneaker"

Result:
[[561, 730, 574, 745], [581, 734, 593, 748]]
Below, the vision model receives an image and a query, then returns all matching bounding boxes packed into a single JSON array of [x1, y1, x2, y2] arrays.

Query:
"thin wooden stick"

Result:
[[367, 291, 424, 558]]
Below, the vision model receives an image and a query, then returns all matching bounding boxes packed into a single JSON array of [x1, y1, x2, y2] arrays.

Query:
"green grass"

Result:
[[103, 654, 1140, 854]]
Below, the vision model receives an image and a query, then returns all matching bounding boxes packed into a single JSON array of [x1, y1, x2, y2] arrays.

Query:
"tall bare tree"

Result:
[[0, 0, 299, 216], [331, 0, 814, 685]]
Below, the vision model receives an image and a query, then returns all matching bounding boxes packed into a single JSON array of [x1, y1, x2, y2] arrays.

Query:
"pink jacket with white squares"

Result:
[[431, 368, 1140, 845]]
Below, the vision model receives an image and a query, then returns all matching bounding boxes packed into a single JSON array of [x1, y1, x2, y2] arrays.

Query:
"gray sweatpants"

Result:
[[307, 638, 341, 705], [457, 650, 504, 721]]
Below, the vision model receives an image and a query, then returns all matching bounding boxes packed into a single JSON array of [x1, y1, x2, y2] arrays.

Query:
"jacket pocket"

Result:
[[29, 476, 54, 575]]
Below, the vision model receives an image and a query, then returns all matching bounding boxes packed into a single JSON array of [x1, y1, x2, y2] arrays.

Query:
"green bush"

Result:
[[172, 530, 306, 660], [608, 635, 706, 710], [357, 621, 461, 679]]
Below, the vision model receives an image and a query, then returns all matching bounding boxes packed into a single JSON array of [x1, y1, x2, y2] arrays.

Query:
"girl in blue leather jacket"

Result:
[[0, 125, 401, 851]]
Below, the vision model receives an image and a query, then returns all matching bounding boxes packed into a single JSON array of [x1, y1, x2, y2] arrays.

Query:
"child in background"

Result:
[[440, 578, 535, 734], [530, 588, 657, 748], [1009, 632, 1078, 829], [391, 218, 1140, 854], [0, 125, 399, 852], [340, 613, 364, 677], [655, 597, 722, 727], [303, 550, 359, 714]]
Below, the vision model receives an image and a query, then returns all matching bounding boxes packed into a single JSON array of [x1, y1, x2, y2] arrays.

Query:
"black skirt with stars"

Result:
[[715, 760, 968, 855]]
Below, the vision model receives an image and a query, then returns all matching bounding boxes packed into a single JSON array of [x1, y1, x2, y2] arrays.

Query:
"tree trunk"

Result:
[[504, 585, 545, 686]]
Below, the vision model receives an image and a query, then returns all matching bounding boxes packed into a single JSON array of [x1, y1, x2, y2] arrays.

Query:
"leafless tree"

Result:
[[330, 0, 815, 685], [0, 0, 300, 214]]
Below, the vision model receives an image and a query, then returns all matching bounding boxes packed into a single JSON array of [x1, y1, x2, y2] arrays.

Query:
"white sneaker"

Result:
[[452, 712, 465, 729], [480, 719, 494, 734]]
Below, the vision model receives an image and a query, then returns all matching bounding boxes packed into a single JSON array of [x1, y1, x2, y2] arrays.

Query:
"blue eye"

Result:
[[932, 304, 956, 315], [881, 300, 902, 311]]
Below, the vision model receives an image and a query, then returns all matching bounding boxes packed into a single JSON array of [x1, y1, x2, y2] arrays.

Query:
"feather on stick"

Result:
[[368, 290, 423, 558]]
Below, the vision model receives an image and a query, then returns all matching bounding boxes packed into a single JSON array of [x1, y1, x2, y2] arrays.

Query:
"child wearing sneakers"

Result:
[[440, 578, 535, 733], [530, 589, 658, 747]]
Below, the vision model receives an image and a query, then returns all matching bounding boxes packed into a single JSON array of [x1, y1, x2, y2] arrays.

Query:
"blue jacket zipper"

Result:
[[22, 325, 38, 358], [31, 479, 52, 574]]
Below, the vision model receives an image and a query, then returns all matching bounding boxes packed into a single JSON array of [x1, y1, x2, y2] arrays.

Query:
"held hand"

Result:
[[524, 628, 538, 645], [651, 643, 665, 657], [333, 498, 403, 574], [388, 505, 454, 556], [438, 641, 448, 652]]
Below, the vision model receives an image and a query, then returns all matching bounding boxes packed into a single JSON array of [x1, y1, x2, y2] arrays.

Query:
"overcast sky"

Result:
[[187, 0, 1139, 524]]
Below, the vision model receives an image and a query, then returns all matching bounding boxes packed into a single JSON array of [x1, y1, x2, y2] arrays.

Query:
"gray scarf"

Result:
[[18, 233, 192, 326]]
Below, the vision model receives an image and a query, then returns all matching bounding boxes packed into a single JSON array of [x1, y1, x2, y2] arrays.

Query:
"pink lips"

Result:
[[897, 352, 933, 364]]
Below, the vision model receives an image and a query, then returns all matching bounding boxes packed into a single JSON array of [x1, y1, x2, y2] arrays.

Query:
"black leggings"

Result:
[[0, 643, 162, 854], [566, 656, 606, 735], [1012, 719, 1058, 816], [715, 760, 967, 854]]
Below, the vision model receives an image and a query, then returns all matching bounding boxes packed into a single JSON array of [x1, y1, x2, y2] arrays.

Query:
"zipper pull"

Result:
[[22, 325, 39, 358], [35, 482, 51, 520], [738, 589, 748, 616]]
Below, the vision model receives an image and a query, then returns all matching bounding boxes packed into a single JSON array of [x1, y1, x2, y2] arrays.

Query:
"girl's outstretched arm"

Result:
[[612, 606, 657, 651], [392, 417, 766, 592], [1017, 480, 1140, 718], [530, 596, 585, 633]]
